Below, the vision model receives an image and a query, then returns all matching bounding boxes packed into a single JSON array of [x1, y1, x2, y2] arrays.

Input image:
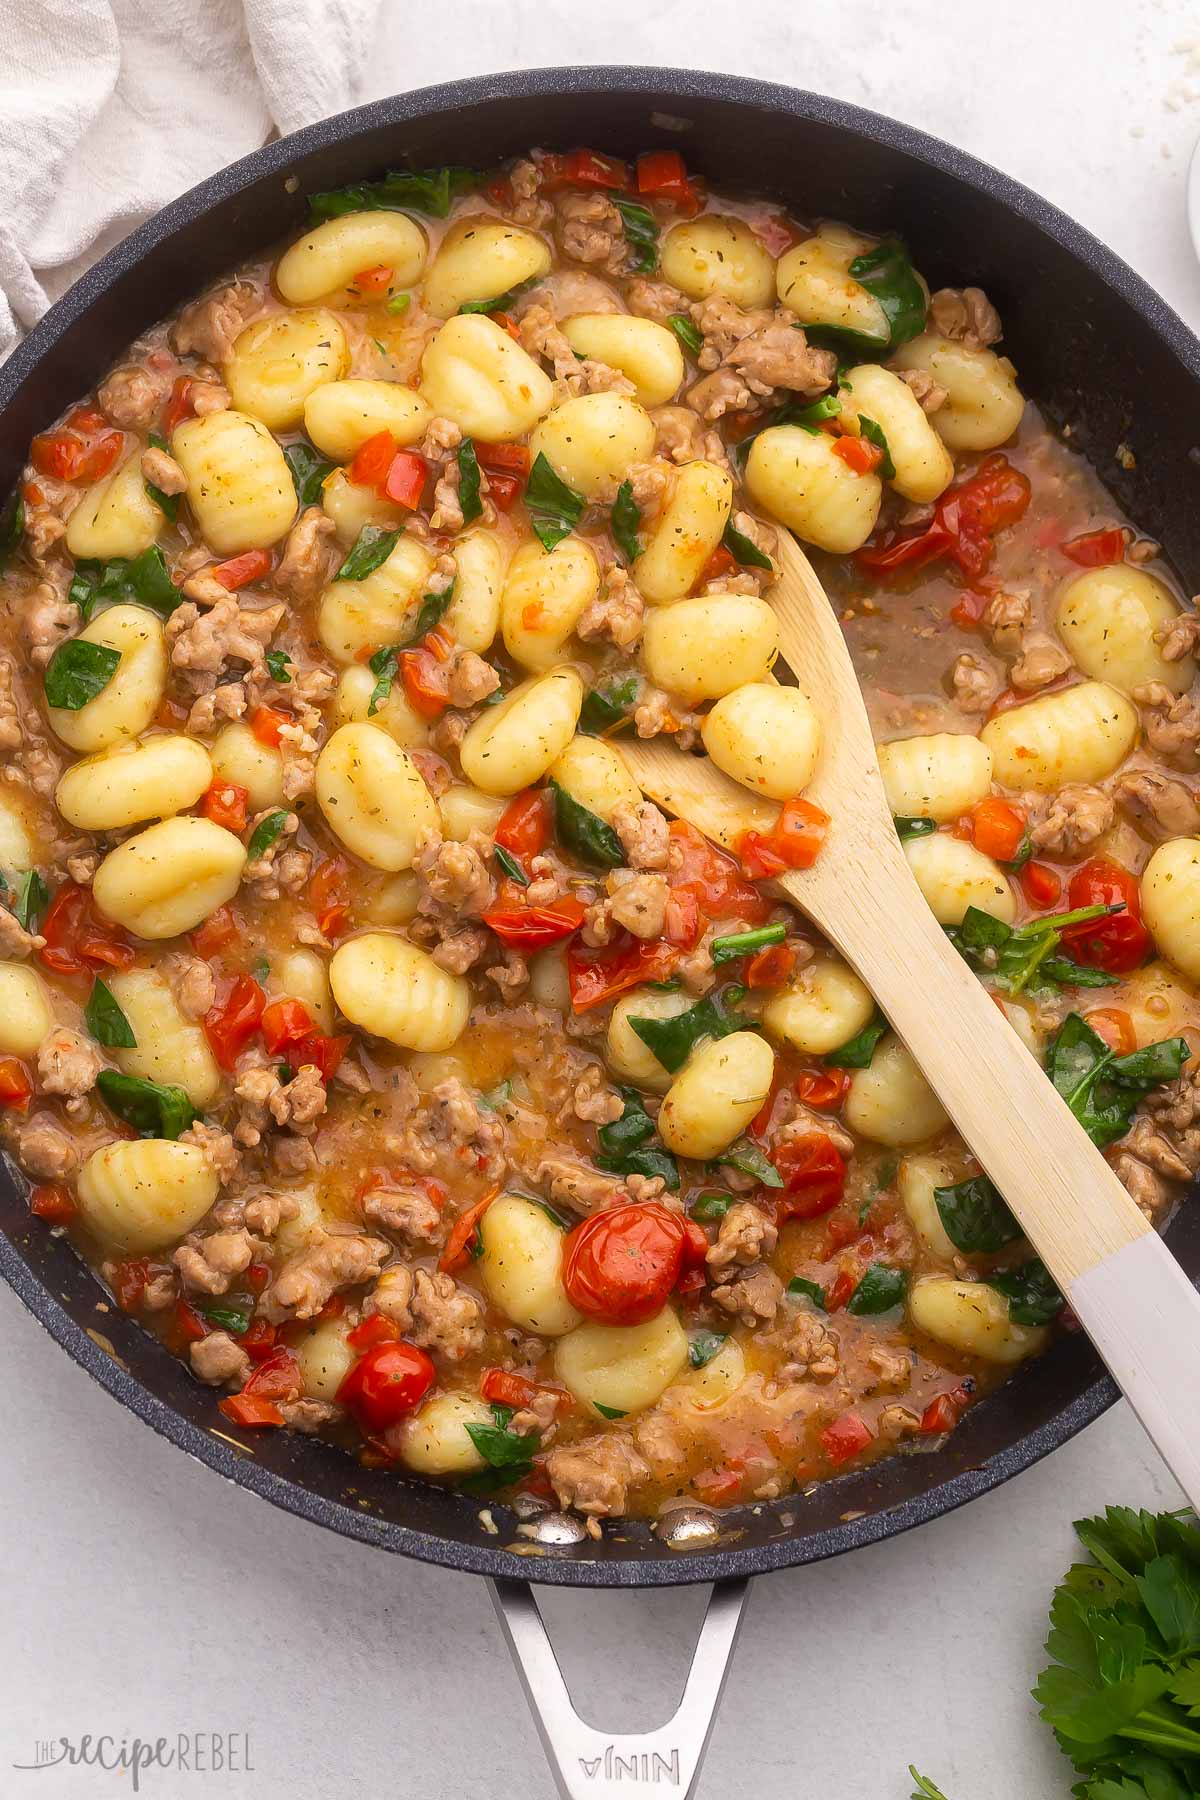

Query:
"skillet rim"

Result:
[[1, 63, 1191, 1587]]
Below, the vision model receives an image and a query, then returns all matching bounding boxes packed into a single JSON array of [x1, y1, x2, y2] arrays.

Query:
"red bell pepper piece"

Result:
[[833, 434, 884, 476], [29, 1182, 78, 1222], [541, 149, 628, 191], [219, 1393, 286, 1428], [820, 1409, 874, 1465], [439, 1188, 499, 1274], [635, 150, 697, 210], [260, 997, 314, 1055], [1020, 861, 1062, 908], [211, 549, 272, 591], [495, 788, 550, 858], [349, 430, 398, 488], [352, 263, 394, 294], [971, 796, 1026, 862], [383, 449, 427, 509]]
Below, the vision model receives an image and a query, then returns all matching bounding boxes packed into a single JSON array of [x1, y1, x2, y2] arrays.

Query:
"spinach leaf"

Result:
[[989, 1258, 1063, 1326], [894, 815, 936, 841], [44, 638, 121, 710], [948, 902, 1125, 999], [1045, 1013, 1190, 1150], [611, 479, 641, 563], [457, 438, 483, 525], [366, 581, 455, 713], [595, 1087, 680, 1191], [550, 779, 624, 868], [846, 1262, 907, 1315], [0, 489, 23, 570], [824, 1010, 888, 1069], [203, 1302, 253, 1335], [857, 414, 896, 479], [334, 525, 403, 582], [667, 314, 702, 356], [579, 675, 639, 736], [716, 1141, 784, 1188], [848, 240, 927, 349], [458, 278, 536, 315], [629, 991, 743, 1075], [710, 922, 786, 966], [309, 166, 478, 221], [10, 870, 48, 933], [96, 1070, 196, 1140], [612, 196, 658, 274], [934, 1175, 1021, 1253], [264, 649, 292, 684], [730, 392, 842, 471], [85, 977, 136, 1049], [721, 519, 773, 571], [143, 432, 180, 520], [688, 1331, 727, 1369], [525, 453, 584, 552], [494, 845, 530, 887], [465, 1405, 539, 1479], [283, 440, 335, 507], [68, 545, 180, 619], [788, 1276, 827, 1309], [246, 809, 290, 862], [690, 1191, 733, 1221]]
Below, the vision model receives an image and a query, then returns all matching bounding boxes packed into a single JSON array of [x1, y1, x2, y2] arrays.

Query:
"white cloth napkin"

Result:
[[0, 0, 383, 360]]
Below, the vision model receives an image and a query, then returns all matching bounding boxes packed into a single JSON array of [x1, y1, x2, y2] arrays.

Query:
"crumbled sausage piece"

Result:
[[929, 286, 1003, 348], [265, 1230, 390, 1321], [556, 192, 627, 274], [576, 565, 645, 649], [25, 582, 77, 668], [896, 367, 947, 413], [1134, 683, 1200, 762], [723, 313, 836, 396], [36, 1027, 102, 1113], [983, 589, 1032, 654], [278, 1398, 341, 1433], [0, 660, 20, 751], [1111, 769, 1200, 839], [1154, 610, 1200, 663], [950, 652, 999, 713], [361, 1180, 443, 1243], [1030, 783, 1114, 855], [97, 363, 170, 428], [406, 1268, 487, 1362], [443, 647, 500, 708], [606, 871, 669, 940], [171, 281, 261, 362], [612, 799, 670, 870], [707, 1202, 778, 1273], [626, 277, 689, 323], [535, 1151, 627, 1214], [5, 1114, 79, 1179], [572, 1065, 624, 1126], [190, 1331, 251, 1387], [174, 1228, 254, 1295], [710, 1264, 784, 1327], [0, 903, 42, 960], [546, 1432, 650, 1520], [1010, 632, 1072, 692], [415, 834, 494, 919], [274, 507, 335, 602], [140, 445, 187, 495], [243, 1193, 300, 1236], [1113, 1150, 1170, 1219], [178, 1121, 242, 1184], [233, 1064, 328, 1148], [174, 957, 217, 1020], [779, 1311, 840, 1382], [686, 368, 756, 421], [505, 158, 554, 229], [866, 1344, 913, 1390]]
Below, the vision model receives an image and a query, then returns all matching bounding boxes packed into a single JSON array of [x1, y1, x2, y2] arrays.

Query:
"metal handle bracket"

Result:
[[489, 1575, 751, 1800]]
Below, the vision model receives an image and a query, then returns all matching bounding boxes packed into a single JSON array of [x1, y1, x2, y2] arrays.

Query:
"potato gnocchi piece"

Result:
[[269, 948, 335, 1035], [46, 604, 167, 755], [1141, 839, 1200, 983], [660, 216, 776, 307], [891, 333, 1025, 452], [360, 871, 420, 928], [329, 931, 470, 1051], [843, 1034, 949, 1147], [303, 379, 431, 461], [554, 1307, 689, 1416], [459, 666, 583, 796], [442, 529, 506, 653], [761, 953, 876, 1056], [909, 1276, 1047, 1364], [658, 1031, 775, 1160], [293, 1317, 356, 1402], [745, 423, 882, 553], [701, 683, 820, 798], [500, 535, 600, 671], [877, 732, 992, 823], [776, 224, 887, 342], [396, 1392, 496, 1476], [0, 965, 53, 1058], [315, 723, 441, 870], [633, 459, 733, 604], [438, 784, 507, 842], [675, 1336, 746, 1411], [419, 313, 553, 441], [65, 456, 163, 561], [980, 681, 1138, 792], [224, 308, 350, 431], [106, 966, 220, 1108], [529, 393, 655, 500], [92, 816, 247, 939], [210, 721, 286, 810], [562, 313, 685, 407], [422, 216, 552, 319], [333, 666, 433, 749], [529, 944, 571, 1012], [898, 1154, 961, 1260], [1056, 566, 1195, 696], [0, 793, 34, 871], [55, 736, 213, 832], [172, 409, 297, 554], [606, 987, 696, 1094], [317, 533, 435, 666], [275, 211, 428, 304], [838, 362, 954, 503], [321, 466, 408, 548], [642, 593, 778, 705], [76, 1139, 219, 1253], [549, 734, 641, 823], [903, 833, 1016, 927], [479, 1193, 581, 1337]]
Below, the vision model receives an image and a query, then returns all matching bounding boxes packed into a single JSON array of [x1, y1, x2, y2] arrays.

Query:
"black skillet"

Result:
[[3, 66, 1200, 1798]]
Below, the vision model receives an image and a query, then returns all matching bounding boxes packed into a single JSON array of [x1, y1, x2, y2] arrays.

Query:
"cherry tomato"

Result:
[[745, 942, 797, 988], [348, 430, 397, 488], [39, 883, 134, 978], [260, 997, 313, 1055], [203, 973, 266, 1071], [111, 1258, 152, 1312], [242, 1347, 302, 1402], [30, 406, 123, 483], [1062, 526, 1125, 567], [566, 935, 679, 1011], [290, 1032, 350, 1081], [771, 1133, 847, 1219], [563, 1202, 689, 1325], [0, 1057, 33, 1110], [670, 820, 771, 923], [29, 1182, 78, 1222], [699, 544, 737, 585], [400, 646, 450, 718], [190, 904, 240, 958], [820, 1409, 874, 1465], [1020, 861, 1062, 908], [476, 442, 531, 477], [858, 454, 1031, 579], [202, 781, 249, 833], [337, 1340, 435, 1430], [833, 434, 884, 476], [439, 1189, 499, 1274], [346, 1313, 402, 1353], [738, 798, 829, 877], [495, 788, 550, 858], [949, 589, 990, 631], [971, 795, 1026, 862], [481, 898, 587, 949], [309, 855, 351, 939], [383, 449, 427, 509], [793, 1069, 850, 1113], [1060, 857, 1150, 973], [164, 377, 197, 432], [1084, 1008, 1137, 1056], [174, 1298, 209, 1344]]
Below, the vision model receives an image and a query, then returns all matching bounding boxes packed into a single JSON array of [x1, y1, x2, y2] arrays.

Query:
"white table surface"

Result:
[[5, 4, 1200, 1796]]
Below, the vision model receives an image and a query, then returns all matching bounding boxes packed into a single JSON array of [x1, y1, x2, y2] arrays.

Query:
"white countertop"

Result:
[[5, 5, 1200, 1795]]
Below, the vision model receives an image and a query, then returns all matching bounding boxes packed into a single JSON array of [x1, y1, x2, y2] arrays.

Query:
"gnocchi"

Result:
[[878, 733, 993, 824], [903, 832, 1016, 926], [843, 1034, 950, 1147], [55, 735, 213, 831], [909, 1277, 1047, 1364], [76, 1140, 219, 1253], [660, 216, 776, 307], [1141, 838, 1200, 983], [980, 681, 1138, 792], [478, 1194, 581, 1336], [762, 954, 876, 1056], [418, 313, 553, 441], [317, 535, 435, 664], [642, 593, 779, 704], [172, 409, 297, 553], [329, 932, 470, 1051], [633, 460, 733, 604], [303, 379, 430, 461], [92, 815, 247, 938], [529, 393, 655, 501], [315, 723, 441, 869], [275, 211, 428, 304], [422, 217, 551, 318], [561, 314, 685, 407], [224, 309, 350, 430], [500, 535, 600, 670], [891, 334, 1025, 452], [46, 605, 167, 755], [1056, 566, 1195, 696], [106, 966, 220, 1107], [459, 666, 583, 795], [65, 456, 163, 561], [658, 1031, 776, 1160], [554, 1308, 689, 1416], [745, 423, 882, 553], [701, 683, 821, 798]]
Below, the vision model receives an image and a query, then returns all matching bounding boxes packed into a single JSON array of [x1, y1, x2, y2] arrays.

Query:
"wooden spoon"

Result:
[[619, 531, 1200, 1506]]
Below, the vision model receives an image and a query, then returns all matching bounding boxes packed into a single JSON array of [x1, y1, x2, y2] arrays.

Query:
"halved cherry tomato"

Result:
[[203, 973, 266, 1071], [250, 705, 290, 748], [745, 942, 797, 988], [439, 1188, 499, 1274], [820, 1409, 874, 1464], [1084, 1008, 1137, 1056], [563, 1203, 690, 1325], [566, 934, 680, 1011], [833, 434, 884, 476], [352, 263, 394, 294], [111, 1258, 152, 1312], [164, 376, 197, 432], [1062, 526, 1125, 568], [30, 406, 123, 484], [919, 1391, 967, 1435], [635, 150, 697, 208], [202, 781, 249, 833], [1059, 857, 1149, 973], [212, 549, 272, 591], [29, 1182, 78, 1223], [309, 856, 351, 939], [0, 1058, 33, 1110], [495, 788, 550, 858], [670, 820, 771, 923], [349, 430, 397, 488], [480, 1368, 567, 1412], [794, 1068, 850, 1113], [971, 795, 1026, 862], [1020, 861, 1062, 908], [485, 472, 522, 510], [190, 904, 240, 957], [541, 149, 628, 191], [400, 646, 450, 718], [243, 1347, 302, 1402], [241, 1320, 277, 1360], [383, 449, 428, 509], [664, 888, 702, 949], [477, 442, 531, 477], [290, 1031, 350, 1082], [481, 897, 587, 949], [949, 589, 991, 631], [219, 1393, 285, 1428], [347, 1313, 402, 1353], [174, 1298, 209, 1344], [772, 1132, 847, 1219], [337, 1340, 435, 1430], [858, 454, 1032, 580], [737, 798, 829, 878], [699, 544, 737, 586], [39, 883, 134, 978], [260, 997, 314, 1055]]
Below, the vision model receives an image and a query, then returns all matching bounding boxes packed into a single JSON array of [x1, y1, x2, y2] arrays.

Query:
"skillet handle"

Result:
[[489, 1575, 751, 1800]]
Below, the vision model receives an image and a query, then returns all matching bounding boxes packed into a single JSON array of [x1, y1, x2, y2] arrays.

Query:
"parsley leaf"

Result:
[[265, 649, 292, 684], [667, 314, 702, 357], [334, 525, 403, 582], [846, 1262, 906, 1315], [85, 977, 136, 1049], [934, 1175, 1021, 1253], [595, 1086, 680, 1191], [550, 779, 624, 868], [824, 1010, 888, 1069], [628, 991, 744, 1075], [612, 196, 658, 274], [721, 519, 773, 570], [96, 1071, 195, 1140], [611, 479, 641, 563], [283, 440, 335, 507], [309, 166, 478, 221], [458, 438, 483, 525], [44, 639, 121, 710], [525, 453, 584, 552], [579, 675, 639, 736]]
